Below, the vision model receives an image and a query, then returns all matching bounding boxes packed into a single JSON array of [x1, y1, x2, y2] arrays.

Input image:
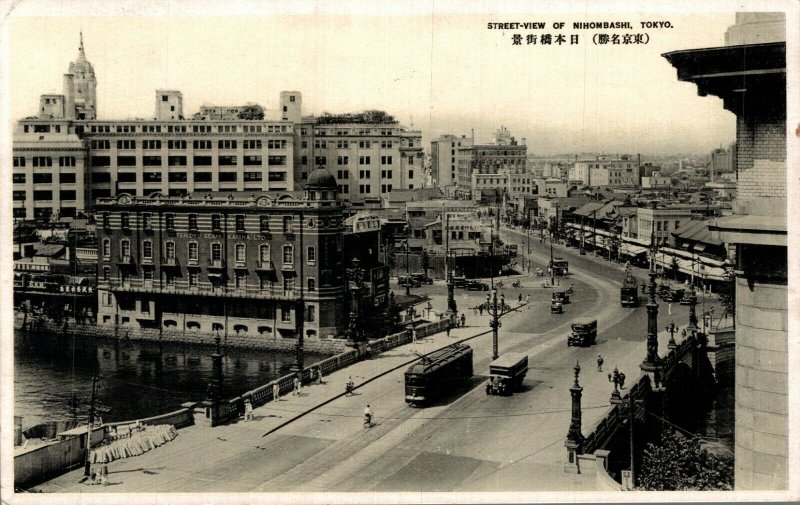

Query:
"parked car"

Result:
[[397, 275, 421, 288], [466, 280, 490, 291], [410, 273, 434, 285], [453, 276, 468, 289]]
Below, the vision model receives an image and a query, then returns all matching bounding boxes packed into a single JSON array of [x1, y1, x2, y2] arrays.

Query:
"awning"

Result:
[[621, 244, 648, 256]]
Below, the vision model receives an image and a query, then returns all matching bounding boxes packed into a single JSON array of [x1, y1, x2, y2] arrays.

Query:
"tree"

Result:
[[237, 106, 265, 120], [669, 256, 680, 281], [420, 250, 430, 277], [638, 429, 733, 491]]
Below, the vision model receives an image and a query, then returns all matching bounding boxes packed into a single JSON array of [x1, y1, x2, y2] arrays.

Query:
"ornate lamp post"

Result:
[[205, 330, 224, 425], [666, 321, 677, 351], [640, 204, 663, 389], [486, 290, 506, 360], [565, 361, 584, 473], [608, 366, 626, 404]]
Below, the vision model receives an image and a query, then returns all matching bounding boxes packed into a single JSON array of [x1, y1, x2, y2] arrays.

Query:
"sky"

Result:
[[5, 1, 742, 156]]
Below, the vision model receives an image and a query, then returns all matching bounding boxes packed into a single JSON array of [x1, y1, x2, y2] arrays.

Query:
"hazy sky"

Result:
[[6, 1, 740, 155]]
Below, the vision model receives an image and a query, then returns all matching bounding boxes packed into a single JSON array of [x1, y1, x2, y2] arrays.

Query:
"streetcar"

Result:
[[404, 344, 474, 406]]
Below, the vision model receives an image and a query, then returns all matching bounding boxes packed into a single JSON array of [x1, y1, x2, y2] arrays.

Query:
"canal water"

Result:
[[14, 330, 329, 432]]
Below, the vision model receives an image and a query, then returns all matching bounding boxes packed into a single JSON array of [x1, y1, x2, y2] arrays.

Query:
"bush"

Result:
[[638, 429, 733, 491]]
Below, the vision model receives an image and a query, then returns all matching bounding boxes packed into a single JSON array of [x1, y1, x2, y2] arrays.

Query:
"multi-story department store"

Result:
[[12, 36, 423, 221]]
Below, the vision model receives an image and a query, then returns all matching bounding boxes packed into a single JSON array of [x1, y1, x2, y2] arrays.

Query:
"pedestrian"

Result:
[[668, 302, 672, 316], [460, 314, 466, 327], [273, 383, 280, 402], [518, 293, 522, 303], [597, 354, 604, 372], [317, 366, 324, 385], [525, 294, 531, 308], [473, 307, 477, 316], [479, 305, 484, 315], [244, 398, 253, 421], [446, 324, 451, 338], [100, 463, 109, 486], [293, 376, 301, 396]]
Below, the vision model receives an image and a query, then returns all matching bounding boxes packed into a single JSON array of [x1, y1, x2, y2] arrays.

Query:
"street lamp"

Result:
[[666, 321, 677, 350], [486, 290, 506, 360], [404, 239, 411, 296], [608, 366, 626, 404]]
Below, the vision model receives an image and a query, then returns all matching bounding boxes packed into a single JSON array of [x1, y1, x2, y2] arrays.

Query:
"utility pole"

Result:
[[83, 372, 101, 477]]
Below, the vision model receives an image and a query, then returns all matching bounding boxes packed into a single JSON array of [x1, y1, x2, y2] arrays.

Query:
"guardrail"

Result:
[[582, 375, 652, 455]]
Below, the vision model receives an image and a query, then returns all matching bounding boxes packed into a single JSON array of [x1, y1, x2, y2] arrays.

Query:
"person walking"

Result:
[[479, 305, 484, 315], [460, 313, 466, 328], [243, 398, 253, 421], [293, 376, 302, 396], [272, 383, 280, 402], [518, 293, 522, 304], [100, 463, 109, 486], [317, 367, 324, 385], [597, 354, 604, 372], [363, 404, 374, 428], [446, 323, 451, 338]]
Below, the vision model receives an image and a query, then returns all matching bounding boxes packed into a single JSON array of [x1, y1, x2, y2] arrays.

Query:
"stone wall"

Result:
[[15, 317, 347, 354], [734, 278, 788, 489]]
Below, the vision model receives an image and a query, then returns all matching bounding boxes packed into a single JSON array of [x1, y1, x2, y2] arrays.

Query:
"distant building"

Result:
[[641, 172, 672, 189], [455, 129, 527, 198], [430, 134, 472, 187], [12, 133, 89, 221], [568, 154, 639, 188]]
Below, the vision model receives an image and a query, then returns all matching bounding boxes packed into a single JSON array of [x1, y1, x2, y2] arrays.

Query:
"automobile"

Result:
[[453, 276, 468, 289], [397, 275, 421, 288], [552, 291, 570, 304], [567, 319, 598, 347], [551, 300, 564, 314], [485, 353, 528, 396], [662, 288, 685, 303], [466, 280, 490, 291], [410, 273, 434, 285]]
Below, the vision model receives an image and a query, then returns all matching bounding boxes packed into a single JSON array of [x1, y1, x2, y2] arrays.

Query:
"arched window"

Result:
[[102, 238, 111, 258], [164, 240, 175, 259]]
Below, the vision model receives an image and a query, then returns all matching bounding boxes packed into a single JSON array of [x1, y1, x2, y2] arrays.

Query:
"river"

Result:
[[14, 330, 329, 432]]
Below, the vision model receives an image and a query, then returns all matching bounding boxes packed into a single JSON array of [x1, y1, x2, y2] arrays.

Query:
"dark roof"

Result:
[[672, 219, 723, 246], [306, 167, 337, 189]]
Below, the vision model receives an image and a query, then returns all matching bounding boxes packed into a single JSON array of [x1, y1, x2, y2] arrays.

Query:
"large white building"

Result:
[[430, 134, 472, 187], [568, 155, 640, 188]]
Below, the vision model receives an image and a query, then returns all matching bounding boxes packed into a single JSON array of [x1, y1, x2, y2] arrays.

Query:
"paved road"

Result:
[[34, 227, 719, 493]]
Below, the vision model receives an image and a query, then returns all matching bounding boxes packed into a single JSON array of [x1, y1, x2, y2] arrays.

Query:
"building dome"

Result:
[[306, 167, 337, 189]]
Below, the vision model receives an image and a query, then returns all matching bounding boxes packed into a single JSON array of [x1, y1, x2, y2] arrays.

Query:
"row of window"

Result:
[[104, 239, 315, 266], [88, 124, 291, 134], [14, 173, 77, 184], [90, 155, 287, 167], [105, 212, 298, 234], [14, 156, 79, 168], [93, 171, 285, 184], [14, 190, 76, 201]]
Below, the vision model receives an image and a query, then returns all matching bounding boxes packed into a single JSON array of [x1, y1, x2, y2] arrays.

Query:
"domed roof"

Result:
[[306, 167, 337, 189]]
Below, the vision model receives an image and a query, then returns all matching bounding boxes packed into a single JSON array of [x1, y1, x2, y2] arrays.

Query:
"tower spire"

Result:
[[79, 31, 85, 58]]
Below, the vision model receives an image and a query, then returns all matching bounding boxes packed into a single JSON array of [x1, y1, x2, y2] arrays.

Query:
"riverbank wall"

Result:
[[14, 315, 347, 354]]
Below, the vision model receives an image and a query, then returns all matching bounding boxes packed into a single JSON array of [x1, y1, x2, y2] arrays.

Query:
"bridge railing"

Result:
[[218, 326, 419, 423], [583, 375, 652, 455]]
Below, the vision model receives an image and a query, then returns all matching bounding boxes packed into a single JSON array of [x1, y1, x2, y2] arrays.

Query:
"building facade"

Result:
[[568, 155, 639, 188], [665, 12, 787, 489], [292, 120, 424, 199], [431, 134, 472, 187], [94, 170, 347, 341], [12, 133, 89, 221], [456, 139, 527, 197]]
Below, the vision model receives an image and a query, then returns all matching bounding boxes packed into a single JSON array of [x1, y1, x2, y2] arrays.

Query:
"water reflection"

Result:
[[14, 330, 329, 431]]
